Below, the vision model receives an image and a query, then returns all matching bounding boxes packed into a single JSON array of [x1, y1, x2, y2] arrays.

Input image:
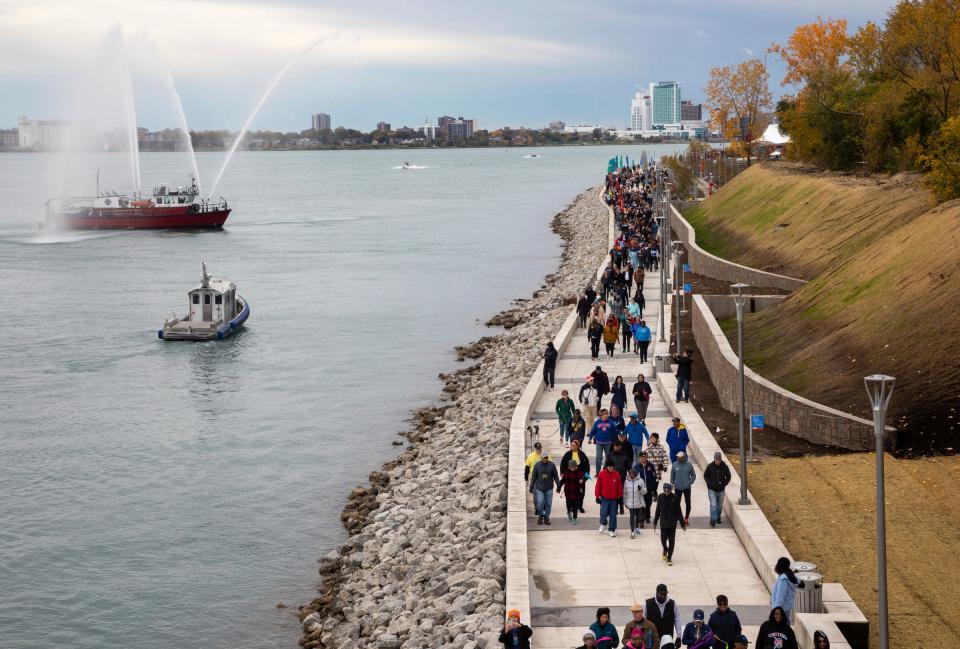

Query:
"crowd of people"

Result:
[[505, 164, 833, 649]]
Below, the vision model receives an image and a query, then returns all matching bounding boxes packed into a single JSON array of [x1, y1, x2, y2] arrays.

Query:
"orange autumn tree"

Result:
[[704, 59, 772, 166]]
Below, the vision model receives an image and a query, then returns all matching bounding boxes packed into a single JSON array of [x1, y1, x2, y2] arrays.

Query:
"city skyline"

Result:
[[1, 1, 892, 131]]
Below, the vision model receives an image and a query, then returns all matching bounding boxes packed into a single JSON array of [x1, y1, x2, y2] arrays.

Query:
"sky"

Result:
[[0, 0, 894, 132]]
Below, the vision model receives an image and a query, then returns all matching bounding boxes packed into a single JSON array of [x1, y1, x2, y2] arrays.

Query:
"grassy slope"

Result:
[[685, 164, 960, 447], [744, 455, 960, 649]]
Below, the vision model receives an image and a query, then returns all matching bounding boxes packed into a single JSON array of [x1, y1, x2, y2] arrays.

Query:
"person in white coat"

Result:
[[623, 465, 648, 539]]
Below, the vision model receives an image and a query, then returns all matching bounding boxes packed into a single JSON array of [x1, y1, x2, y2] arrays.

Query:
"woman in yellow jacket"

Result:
[[602, 316, 619, 358]]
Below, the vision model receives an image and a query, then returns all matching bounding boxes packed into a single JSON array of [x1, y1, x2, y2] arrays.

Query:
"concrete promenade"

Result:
[[523, 263, 772, 647]]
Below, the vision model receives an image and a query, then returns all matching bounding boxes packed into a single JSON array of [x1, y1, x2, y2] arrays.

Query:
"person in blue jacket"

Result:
[[624, 413, 649, 463], [770, 557, 805, 620], [589, 409, 619, 475], [666, 418, 689, 463], [589, 607, 620, 649]]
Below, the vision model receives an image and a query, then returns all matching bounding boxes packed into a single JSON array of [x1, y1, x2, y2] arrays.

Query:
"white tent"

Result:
[[755, 123, 790, 145]]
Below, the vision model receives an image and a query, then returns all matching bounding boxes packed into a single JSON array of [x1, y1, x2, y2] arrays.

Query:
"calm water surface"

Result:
[[0, 145, 682, 647]]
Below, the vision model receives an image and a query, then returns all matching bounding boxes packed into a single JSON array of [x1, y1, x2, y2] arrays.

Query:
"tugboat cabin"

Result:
[[190, 266, 238, 324]]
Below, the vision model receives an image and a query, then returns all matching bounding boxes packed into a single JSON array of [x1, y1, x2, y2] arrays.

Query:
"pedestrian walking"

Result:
[[625, 413, 649, 463], [624, 465, 648, 539], [653, 484, 686, 566], [670, 451, 696, 525], [755, 607, 797, 649], [673, 349, 693, 402], [609, 404, 626, 433], [589, 408, 617, 471], [542, 342, 558, 390], [591, 366, 610, 409], [529, 452, 560, 525], [620, 312, 632, 353], [644, 584, 678, 640], [588, 320, 604, 360], [499, 609, 533, 649], [579, 377, 599, 429], [632, 320, 652, 362], [632, 374, 652, 421], [733, 635, 751, 649], [523, 441, 542, 482], [707, 595, 742, 649], [623, 603, 659, 649], [561, 439, 591, 481], [590, 607, 621, 649], [570, 410, 586, 447], [559, 459, 586, 524], [680, 609, 713, 649], [646, 433, 669, 488], [771, 557, 805, 619], [555, 389, 575, 446], [703, 451, 731, 527], [576, 631, 598, 649], [595, 460, 623, 537], [603, 316, 619, 358], [611, 375, 627, 413], [577, 293, 591, 328], [610, 440, 633, 510], [636, 453, 657, 522], [666, 418, 689, 463]]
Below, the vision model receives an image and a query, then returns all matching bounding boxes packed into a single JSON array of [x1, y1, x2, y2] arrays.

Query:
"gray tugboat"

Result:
[[158, 262, 249, 341]]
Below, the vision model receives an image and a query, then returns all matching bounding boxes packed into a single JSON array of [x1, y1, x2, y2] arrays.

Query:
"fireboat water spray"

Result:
[[163, 72, 202, 195], [207, 40, 323, 200]]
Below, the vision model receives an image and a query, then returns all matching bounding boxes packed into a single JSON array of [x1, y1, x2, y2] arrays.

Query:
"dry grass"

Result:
[[740, 454, 960, 649]]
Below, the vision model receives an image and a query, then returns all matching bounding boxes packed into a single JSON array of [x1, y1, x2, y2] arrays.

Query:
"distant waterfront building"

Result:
[[311, 112, 331, 131], [376, 121, 391, 132], [547, 120, 566, 131], [650, 81, 681, 127], [445, 117, 474, 140], [17, 116, 73, 150], [680, 100, 702, 121], [0, 128, 18, 149], [630, 92, 652, 131], [437, 115, 456, 128], [418, 120, 438, 139], [563, 123, 615, 135]]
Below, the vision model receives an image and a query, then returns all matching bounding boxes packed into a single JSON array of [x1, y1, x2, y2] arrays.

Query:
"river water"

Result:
[[0, 145, 682, 647]]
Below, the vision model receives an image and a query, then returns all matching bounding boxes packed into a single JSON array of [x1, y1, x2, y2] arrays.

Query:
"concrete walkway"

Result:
[[524, 267, 772, 647]]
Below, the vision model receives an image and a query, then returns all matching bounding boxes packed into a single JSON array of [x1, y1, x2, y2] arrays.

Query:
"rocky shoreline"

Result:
[[296, 186, 609, 649]]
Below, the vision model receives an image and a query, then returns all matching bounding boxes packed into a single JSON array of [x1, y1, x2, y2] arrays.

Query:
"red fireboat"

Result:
[[44, 177, 230, 230]]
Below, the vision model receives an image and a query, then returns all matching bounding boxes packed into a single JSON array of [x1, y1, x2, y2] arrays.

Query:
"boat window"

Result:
[[192, 294, 199, 304], [215, 295, 222, 305], [204, 294, 211, 305]]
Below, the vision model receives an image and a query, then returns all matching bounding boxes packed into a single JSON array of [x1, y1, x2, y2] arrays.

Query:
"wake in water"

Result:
[[392, 164, 430, 170]]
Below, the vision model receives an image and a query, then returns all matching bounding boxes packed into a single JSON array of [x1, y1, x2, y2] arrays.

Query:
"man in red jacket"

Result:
[[595, 459, 623, 537]]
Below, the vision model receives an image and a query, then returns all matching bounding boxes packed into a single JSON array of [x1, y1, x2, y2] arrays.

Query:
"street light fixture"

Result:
[[657, 213, 666, 343], [864, 374, 895, 649], [672, 242, 682, 354], [731, 282, 751, 505]]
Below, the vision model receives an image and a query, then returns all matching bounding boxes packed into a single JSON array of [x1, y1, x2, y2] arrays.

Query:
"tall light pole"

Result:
[[864, 374, 895, 649], [672, 242, 682, 354], [731, 282, 751, 505], [657, 214, 666, 342]]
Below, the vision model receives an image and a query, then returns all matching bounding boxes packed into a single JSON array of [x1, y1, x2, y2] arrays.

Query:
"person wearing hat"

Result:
[[708, 595, 742, 648], [703, 451, 732, 527], [529, 451, 561, 525], [680, 609, 714, 648], [653, 483, 686, 565], [589, 409, 618, 473], [733, 635, 751, 649], [523, 442, 542, 482], [498, 608, 533, 649], [579, 376, 600, 428], [623, 464, 649, 538], [645, 584, 678, 641], [659, 635, 676, 649], [558, 458, 587, 524], [575, 630, 598, 649], [589, 607, 620, 649], [669, 451, 696, 525], [666, 418, 689, 463], [624, 603, 659, 649]]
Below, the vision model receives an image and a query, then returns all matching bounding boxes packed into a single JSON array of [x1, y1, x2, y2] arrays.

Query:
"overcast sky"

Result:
[[1, 0, 893, 132]]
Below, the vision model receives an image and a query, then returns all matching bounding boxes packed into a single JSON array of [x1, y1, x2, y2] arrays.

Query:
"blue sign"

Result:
[[683, 264, 690, 273], [751, 415, 765, 429], [683, 283, 692, 294]]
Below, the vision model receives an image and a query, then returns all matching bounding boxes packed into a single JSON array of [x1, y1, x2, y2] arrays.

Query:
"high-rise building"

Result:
[[680, 100, 702, 121], [376, 121, 391, 132], [311, 113, 331, 131], [630, 92, 652, 131], [17, 116, 73, 150], [437, 116, 456, 127], [445, 117, 474, 140], [649, 81, 681, 126], [0, 129, 18, 149]]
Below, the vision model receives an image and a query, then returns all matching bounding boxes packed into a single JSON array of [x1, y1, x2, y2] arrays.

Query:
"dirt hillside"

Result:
[[684, 164, 960, 451]]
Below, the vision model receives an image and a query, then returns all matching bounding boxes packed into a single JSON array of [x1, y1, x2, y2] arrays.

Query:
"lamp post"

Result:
[[672, 243, 682, 354], [864, 374, 895, 649], [731, 282, 751, 505], [657, 214, 666, 343]]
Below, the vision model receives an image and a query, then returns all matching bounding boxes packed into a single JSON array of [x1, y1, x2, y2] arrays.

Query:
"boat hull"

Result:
[[48, 206, 231, 230], [159, 296, 250, 341]]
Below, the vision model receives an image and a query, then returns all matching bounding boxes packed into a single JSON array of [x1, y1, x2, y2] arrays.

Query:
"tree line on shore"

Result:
[[700, 0, 960, 201]]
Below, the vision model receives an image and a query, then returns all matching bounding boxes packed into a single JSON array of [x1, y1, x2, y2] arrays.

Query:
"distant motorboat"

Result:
[[402, 161, 411, 169], [158, 262, 249, 341]]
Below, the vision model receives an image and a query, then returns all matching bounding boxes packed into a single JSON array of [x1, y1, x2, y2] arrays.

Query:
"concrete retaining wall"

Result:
[[699, 293, 787, 319], [691, 294, 887, 450], [670, 204, 807, 292]]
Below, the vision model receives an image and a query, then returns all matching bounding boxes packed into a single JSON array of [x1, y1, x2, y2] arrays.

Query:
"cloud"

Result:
[[742, 47, 755, 55]]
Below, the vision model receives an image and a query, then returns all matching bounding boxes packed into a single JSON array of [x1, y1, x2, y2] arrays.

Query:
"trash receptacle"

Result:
[[655, 354, 673, 374], [792, 566, 823, 613]]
